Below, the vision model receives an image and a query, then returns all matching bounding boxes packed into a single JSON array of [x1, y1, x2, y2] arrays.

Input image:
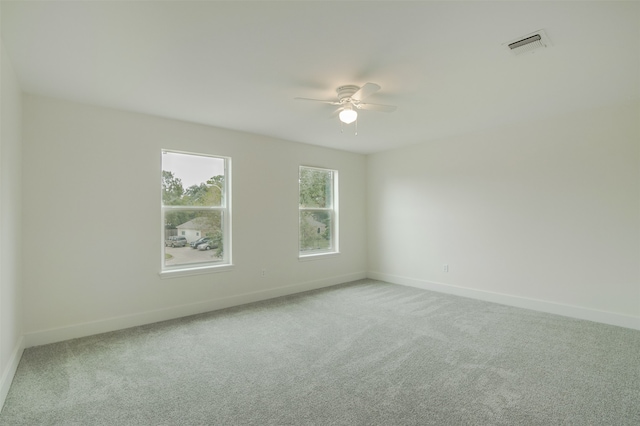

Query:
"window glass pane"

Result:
[[164, 210, 224, 267], [299, 168, 332, 209], [300, 210, 332, 252], [162, 151, 225, 207]]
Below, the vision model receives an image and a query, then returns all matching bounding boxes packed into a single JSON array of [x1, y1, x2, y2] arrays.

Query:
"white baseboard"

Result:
[[22, 269, 637, 349], [368, 271, 640, 331], [24, 271, 367, 348], [0, 336, 24, 409]]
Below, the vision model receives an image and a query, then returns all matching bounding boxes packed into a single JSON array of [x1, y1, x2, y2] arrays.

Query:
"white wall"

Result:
[[368, 103, 640, 328], [16, 93, 640, 349], [22, 95, 367, 346], [0, 39, 24, 402]]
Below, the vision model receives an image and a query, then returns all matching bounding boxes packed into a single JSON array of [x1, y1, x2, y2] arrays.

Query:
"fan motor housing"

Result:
[[337, 85, 360, 102]]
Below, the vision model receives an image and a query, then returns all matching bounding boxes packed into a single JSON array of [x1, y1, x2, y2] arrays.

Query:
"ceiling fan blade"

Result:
[[294, 97, 340, 105], [357, 102, 397, 112], [351, 82, 381, 101]]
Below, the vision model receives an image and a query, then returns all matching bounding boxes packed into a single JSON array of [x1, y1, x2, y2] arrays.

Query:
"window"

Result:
[[161, 150, 231, 272], [299, 166, 338, 256]]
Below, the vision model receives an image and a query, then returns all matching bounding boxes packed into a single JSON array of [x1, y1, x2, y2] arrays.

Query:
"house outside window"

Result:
[[161, 150, 231, 273], [299, 166, 338, 257]]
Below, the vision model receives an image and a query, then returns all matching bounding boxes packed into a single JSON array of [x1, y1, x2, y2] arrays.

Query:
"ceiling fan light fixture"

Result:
[[294, 82, 396, 129], [339, 108, 357, 124]]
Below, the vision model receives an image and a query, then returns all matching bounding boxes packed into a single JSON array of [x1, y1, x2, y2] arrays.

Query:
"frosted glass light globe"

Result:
[[339, 108, 357, 124]]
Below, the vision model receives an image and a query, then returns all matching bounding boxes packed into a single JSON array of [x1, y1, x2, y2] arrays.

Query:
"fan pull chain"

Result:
[[339, 119, 358, 136]]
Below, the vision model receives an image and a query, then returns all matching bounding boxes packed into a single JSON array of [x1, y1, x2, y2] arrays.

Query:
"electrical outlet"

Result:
[[261, 269, 267, 277], [443, 264, 449, 273]]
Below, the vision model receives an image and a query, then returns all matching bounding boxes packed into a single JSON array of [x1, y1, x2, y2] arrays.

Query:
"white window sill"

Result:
[[298, 252, 340, 262], [159, 264, 234, 279]]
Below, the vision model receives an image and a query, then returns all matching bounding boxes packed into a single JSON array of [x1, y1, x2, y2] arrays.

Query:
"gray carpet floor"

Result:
[[1, 279, 639, 425]]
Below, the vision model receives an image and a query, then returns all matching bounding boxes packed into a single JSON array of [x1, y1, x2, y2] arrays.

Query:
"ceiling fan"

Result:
[[295, 82, 397, 125]]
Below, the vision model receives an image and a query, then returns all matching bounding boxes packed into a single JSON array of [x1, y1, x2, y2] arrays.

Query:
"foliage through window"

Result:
[[162, 151, 230, 270], [299, 166, 338, 255]]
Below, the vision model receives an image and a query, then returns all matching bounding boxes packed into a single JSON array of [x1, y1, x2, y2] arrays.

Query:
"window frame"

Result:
[[298, 165, 339, 259], [160, 150, 232, 277]]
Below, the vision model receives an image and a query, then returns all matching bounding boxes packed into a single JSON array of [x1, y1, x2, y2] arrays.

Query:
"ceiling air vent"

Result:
[[505, 29, 551, 55]]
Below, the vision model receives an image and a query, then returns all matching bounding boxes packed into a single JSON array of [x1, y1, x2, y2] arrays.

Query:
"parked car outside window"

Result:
[[165, 236, 187, 247], [197, 240, 219, 251], [190, 237, 213, 249]]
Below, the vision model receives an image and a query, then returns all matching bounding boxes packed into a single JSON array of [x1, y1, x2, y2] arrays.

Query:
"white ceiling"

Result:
[[2, 1, 639, 154]]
